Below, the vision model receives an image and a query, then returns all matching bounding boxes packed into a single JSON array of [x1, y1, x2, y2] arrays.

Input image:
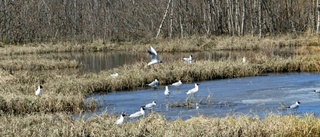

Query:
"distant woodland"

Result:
[[0, 0, 317, 43]]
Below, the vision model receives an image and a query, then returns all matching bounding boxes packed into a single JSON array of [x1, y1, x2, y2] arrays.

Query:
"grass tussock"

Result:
[[0, 94, 87, 114], [0, 59, 80, 71], [0, 113, 319, 136]]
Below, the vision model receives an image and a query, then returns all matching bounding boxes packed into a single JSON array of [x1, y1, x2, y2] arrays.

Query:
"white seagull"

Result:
[[242, 57, 246, 63], [164, 86, 170, 96], [195, 103, 199, 109], [183, 55, 192, 63], [111, 72, 119, 77], [171, 80, 182, 88], [313, 89, 320, 93], [115, 113, 126, 125], [287, 101, 300, 110], [147, 79, 159, 89], [147, 46, 162, 65], [35, 85, 43, 96], [145, 101, 157, 109], [129, 107, 145, 118], [186, 83, 199, 95]]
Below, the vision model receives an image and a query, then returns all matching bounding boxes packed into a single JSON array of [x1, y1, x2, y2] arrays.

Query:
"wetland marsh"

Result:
[[1, 35, 320, 136]]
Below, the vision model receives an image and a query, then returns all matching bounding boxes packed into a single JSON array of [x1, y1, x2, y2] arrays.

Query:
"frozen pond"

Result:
[[86, 73, 320, 120]]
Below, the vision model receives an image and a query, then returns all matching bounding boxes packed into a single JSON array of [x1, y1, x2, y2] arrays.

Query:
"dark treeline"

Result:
[[0, 0, 316, 43]]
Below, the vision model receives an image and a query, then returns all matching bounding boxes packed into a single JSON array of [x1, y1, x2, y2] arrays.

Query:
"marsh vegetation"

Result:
[[0, 35, 320, 136]]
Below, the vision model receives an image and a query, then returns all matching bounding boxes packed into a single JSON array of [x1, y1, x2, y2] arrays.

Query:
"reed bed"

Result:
[[0, 59, 80, 71], [1, 35, 320, 56], [0, 94, 87, 114], [1, 53, 320, 114], [0, 36, 320, 135], [0, 112, 319, 136], [0, 35, 320, 114]]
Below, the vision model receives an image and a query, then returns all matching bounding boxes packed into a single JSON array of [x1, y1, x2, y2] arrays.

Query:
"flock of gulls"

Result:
[[110, 46, 305, 125], [113, 46, 200, 125], [33, 46, 309, 125]]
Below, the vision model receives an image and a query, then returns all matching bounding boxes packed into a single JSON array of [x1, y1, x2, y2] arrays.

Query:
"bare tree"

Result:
[[156, 0, 172, 38], [0, 0, 316, 43]]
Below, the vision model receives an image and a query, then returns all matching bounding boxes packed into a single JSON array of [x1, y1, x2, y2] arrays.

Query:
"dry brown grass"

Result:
[[0, 35, 320, 114], [0, 35, 320, 135], [1, 34, 320, 55], [0, 53, 320, 114], [0, 59, 80, 71], [0, 112, 319, 136]]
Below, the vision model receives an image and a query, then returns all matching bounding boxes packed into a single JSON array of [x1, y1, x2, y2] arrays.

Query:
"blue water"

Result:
[[85, 73, 320, 120]]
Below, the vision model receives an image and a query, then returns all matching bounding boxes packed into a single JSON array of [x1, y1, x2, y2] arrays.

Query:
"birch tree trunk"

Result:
[[241, 0, 246, 36], [169, 0, 174, 38], [235, 0, 240, 35], [156, 0, 172, 38], [251, 0, 257, 35], [259, 0, 262, 38], [227, 0, 234, 35], [311, 0, 315, 33], [317, 0, 320, 34]]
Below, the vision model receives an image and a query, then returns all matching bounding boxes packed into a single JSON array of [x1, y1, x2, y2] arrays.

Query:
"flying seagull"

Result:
[[147, 46, 162, 65]]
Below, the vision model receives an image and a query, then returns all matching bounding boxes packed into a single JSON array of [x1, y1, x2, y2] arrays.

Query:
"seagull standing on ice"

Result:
[[184, 55, 192, 63], [147, 46, 162, 65], [164, 86, 170, 97], [313, 89, 320, 93], [186, 83, 199, 95], [171, 80, 182, 88], [129, 107, 145, 118], [115, 113, 126, 125], [35, 85, 43, 96], [195, 103, 199, 109], [147, 79, 159, 89], [287, 101, 300, 110], [144, 101, 157, 109]]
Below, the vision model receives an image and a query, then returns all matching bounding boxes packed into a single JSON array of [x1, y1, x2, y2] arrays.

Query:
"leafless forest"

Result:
[[0, 0, 317, 43]]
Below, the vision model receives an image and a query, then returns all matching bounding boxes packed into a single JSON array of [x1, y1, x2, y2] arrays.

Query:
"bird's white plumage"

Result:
[[35, 85, 42, 96], [129, 107, 145, 118], [149, 46, 157, 56], [164, 86, 170, 96], [314, 89, 320, 93], [183, 55, 192, 63], [171, 80, 182, 88], [148, 79, 159, 88], [145, 101, 156, 109], [186, 83, 199, 95], [147, 46, 162, 65], [115, 113, 126, 125], [242, 57, 246, 63], [288, 101, 300, 109], [111, 72, 119, 77]]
